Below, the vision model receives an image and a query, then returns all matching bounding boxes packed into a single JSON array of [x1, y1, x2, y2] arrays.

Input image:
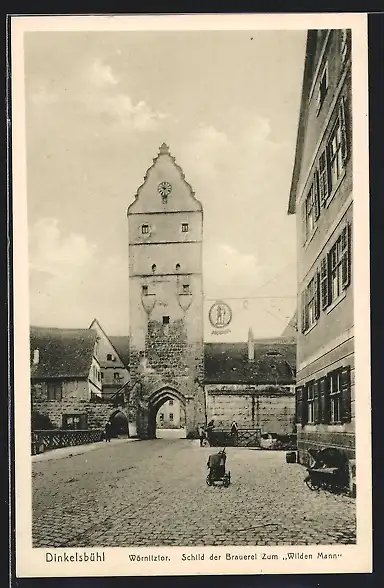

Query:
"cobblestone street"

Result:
[[32, 439, 356, 547]]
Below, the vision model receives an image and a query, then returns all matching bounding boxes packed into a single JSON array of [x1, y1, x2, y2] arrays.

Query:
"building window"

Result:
[[114, 372, 121, 380], [301, 273, 320, 333], [169, 399, 174, 405], [175, 263, 180, 272], [182, 284, 190, 294], [98, 371, 101, 381], [307, 381, 315, 424], [341, 29, 350, 64], [318, 150, 329, 207], [319, 222, 352, 311], [63, 414, 87, 430], [162, 316, 170, 325], [169, 413, 174, 421], [329, 370, 342, 424], [107, 353, 115, 361], [142, 224, 149, 234], [142, 285, 148, 295], [297, 368, 351, 427], [47, 382, 62, 401], [159, 413, 164, 421], [151, 264, 157, 273], [181, 223, 189, 233], [101, 372, 104, 380], [316, 62, 328, 115], [330, 237, 344, 302], [328, 119, 344, 189], [304, 174, 320, 241], [162, 194, 168, 204]]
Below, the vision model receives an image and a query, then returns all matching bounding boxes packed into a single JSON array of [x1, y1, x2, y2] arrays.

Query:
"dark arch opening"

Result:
[[108, 410, 129, 438]]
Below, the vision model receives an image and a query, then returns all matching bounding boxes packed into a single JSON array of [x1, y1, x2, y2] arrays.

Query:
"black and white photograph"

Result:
[[11, 13, 371, 577]]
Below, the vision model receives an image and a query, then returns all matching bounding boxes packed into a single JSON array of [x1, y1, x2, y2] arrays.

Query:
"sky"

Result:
[[24, 29, 307, 340]]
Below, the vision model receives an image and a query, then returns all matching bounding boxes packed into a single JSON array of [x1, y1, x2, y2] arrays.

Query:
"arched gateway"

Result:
[[127, 144, 206, 439], [147, 386, 186, 439]]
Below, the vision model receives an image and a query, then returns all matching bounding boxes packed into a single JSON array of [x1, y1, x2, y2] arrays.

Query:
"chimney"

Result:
[[33, 348, 40, 365], [247, 328, 255, 362]]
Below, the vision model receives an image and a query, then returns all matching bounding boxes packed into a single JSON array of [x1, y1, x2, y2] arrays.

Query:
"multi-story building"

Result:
[[156, 398, 185, 429], [127, 143, 206, 439], [89, 318, 130, 399], [288, 29, 354, 466], [30, 326, 103, 430]]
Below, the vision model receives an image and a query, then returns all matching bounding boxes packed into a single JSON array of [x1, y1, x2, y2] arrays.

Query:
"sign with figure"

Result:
[[209, 301, 232, 334]]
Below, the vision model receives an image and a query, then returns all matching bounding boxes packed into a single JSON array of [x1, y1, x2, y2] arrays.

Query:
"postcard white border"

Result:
[[11, 12, 371, 577]]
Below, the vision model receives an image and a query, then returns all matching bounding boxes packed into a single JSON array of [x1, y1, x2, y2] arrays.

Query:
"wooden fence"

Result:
[[208, 429, 297, 449], [32, 429, 104, 455], [209, 429, 261, 447]]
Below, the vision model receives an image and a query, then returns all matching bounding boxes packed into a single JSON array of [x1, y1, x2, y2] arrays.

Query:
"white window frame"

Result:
[[316, 62, 328, 116], [329, 371, 342, 424], [328, 119, 344, 190]]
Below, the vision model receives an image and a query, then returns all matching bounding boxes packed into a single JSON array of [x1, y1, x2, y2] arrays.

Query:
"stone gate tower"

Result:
[[127, 143, 205, 439]]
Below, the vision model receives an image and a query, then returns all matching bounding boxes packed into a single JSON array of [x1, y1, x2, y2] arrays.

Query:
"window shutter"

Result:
[[320, 256, 329, 310], [340, 95, 350, 164], [341, 222, 352, 289], [314, 381, 320, 423], [301, 290, 307, 333], [319, 377, 328, 424], [296, 386, 303, 425], [341, 29, 350, 64], [315, 271, 321, 319], [302, 385, 308, 425], [319, 150, 329, 207], [314, 171, 320, 220], [341, 366, 352, 423], [302, 201, 307, 244]]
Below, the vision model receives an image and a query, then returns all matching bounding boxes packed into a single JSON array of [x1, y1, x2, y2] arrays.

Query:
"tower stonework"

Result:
[[127, 143, 205, 439]]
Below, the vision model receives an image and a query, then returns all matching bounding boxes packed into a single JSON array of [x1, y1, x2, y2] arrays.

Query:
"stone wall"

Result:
[[129, 316, 205, 438], [31, 381, 128, 430], [206, 384, 296, 435]]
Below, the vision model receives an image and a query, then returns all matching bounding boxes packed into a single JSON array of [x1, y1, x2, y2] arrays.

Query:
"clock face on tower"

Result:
[[157, 181, 172, 197]]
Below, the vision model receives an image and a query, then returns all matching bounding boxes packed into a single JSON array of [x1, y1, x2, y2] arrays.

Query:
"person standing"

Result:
[[230, 420, 238, 446], [206, 419, 215, 446], [105, 420, 112, 442], [198, 424, 206, 447]]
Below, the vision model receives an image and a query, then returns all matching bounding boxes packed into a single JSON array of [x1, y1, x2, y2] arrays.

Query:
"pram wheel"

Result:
[[206, 474, 213, 486], [305, 473, 321, 491]]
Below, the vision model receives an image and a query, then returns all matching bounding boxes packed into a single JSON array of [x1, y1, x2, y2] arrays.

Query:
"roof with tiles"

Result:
[[204, 338, 296, 385], [109, 336, 130, 369], [30, 326, 98, 379]]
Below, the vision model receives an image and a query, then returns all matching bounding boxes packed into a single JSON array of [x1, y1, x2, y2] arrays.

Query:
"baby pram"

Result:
[[206, 448, 231, 487]]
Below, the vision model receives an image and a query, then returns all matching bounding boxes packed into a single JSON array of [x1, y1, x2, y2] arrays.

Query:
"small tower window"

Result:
[[175, 263, 180, 272], [181, 223, 189, 233], [142, 224, 149, 234], [162, 316, 170, 325], [142, 285, 148, 295], [151, 264, 157, 273], [183, 284, 190, 294]]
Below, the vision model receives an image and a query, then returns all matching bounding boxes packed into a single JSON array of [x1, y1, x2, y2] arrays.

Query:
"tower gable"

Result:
[[127, 143, 202, 215]]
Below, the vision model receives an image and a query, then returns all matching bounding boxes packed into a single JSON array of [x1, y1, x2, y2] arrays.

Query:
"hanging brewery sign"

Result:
[[209, 301, 232, 334]]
